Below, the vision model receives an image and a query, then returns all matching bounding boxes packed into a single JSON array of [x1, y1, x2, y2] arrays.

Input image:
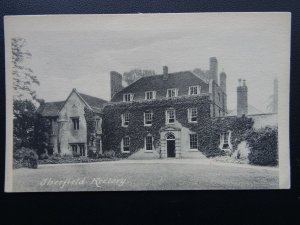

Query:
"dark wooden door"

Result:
[[167, 140, 175, 158]]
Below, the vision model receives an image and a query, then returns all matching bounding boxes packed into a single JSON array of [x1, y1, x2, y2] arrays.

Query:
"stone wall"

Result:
[[57, 91, 88, 155]]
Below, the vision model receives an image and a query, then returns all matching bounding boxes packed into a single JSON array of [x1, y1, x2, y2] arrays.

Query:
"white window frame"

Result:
[[121, 136, 130, 153], [188, 108, 198, 123], [123, 93, 134, 102], [144, 135, 154, 152], [166, 88, 178, 98], [144, 111, 153, 126], [166, 109, 176, 124], [189, 133, 198, 151], [145, 91, 156, 100], [122, 113, 130, 127], [95, 117, 102, 131], [189, 85, 201, 95]]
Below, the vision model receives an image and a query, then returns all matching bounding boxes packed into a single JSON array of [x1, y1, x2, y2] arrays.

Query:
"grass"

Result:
[[12, 159, 279, 192]]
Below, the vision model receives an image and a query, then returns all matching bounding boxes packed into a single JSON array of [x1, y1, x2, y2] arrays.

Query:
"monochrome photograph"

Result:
[[4, 13, 291, 192]]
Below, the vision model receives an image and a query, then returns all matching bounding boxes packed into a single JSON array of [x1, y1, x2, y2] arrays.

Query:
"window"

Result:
[[145, 91, 156, 100], [96, 118, 101, 130], [71, 144, 77, 155], [188, 108, 198, 123], [145, 136, 153, 151], [189, 134, 198, 149], [189, 86, 200, 95], [122, 137, 130, 153], [122, 113, 130, 127], [123, 93, 133, 102], [218, 93, 221, 102], [144, 111, 153, 126], [223, 132, 229, 144], [79, 144, 85, 156], [71, 117, 79, 130], [221, 131, 231, 149], [166, 109, 175, 124], [167, 88, 178, 98], [71, 144, 85, 156]]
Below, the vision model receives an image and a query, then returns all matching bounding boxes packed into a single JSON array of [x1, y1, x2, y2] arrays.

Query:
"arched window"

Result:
[[166, 132, 175, 140]]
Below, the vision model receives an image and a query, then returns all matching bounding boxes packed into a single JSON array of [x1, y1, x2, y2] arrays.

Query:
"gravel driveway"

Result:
[[12, 159, 279, 192]]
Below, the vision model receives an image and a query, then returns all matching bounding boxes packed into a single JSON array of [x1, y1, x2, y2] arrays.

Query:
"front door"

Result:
[[167, 140, 175, 158]]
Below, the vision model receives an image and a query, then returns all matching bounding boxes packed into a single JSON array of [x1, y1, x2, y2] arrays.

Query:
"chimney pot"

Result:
[[243, 80, 246, 86], [238, 79, 242, 86]]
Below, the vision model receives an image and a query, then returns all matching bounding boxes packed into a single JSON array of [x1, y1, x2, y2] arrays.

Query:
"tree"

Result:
[[13, 100, 37, 150], [33, 113, 51, 156], [123, 69, 155, 86], [12, 37, 40, 103]]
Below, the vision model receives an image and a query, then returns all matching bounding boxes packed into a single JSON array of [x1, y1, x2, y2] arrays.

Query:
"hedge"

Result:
[[246, 127, 278, 166]]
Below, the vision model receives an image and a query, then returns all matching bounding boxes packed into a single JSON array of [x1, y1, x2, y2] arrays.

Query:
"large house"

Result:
[[37, 57, 277, 159]]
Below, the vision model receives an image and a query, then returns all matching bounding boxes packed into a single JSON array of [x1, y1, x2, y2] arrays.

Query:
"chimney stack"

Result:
[[237, 79, 248, 117], [110, 71, 123, 99], [209, 57, 218, 84], [219, 71, 227, 94], [163, 66, 168, 80]]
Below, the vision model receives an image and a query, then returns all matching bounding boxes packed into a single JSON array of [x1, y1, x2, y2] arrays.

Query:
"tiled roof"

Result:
[[37, 101, 65, 117], [111, 71, 209, 102], [78, 93, 107, 109], [37, 91, 107, 117]]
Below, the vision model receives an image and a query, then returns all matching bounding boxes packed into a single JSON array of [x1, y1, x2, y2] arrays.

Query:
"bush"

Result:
[[246, 127, 278, 166], [14, 147, 38, 160], [88, 150, 98, 159], [232, 141, 250, 161], [102, 150, 116, 158], [13, 147, 38, 169], [39, 152, 49, 160]]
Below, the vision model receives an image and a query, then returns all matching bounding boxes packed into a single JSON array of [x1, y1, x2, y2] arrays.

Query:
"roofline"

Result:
[[112, 70, 210, 100], [57, 88, 92, 115]]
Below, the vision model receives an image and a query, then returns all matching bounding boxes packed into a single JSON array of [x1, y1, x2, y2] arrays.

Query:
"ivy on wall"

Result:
[[84, 107, 96, 148], [102, 95, 211, 156], [101, 94, 256, 158], [189, 116, 254, 157]]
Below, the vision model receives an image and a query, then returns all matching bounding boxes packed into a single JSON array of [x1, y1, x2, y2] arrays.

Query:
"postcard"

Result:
[[4, 13, 291, 192]]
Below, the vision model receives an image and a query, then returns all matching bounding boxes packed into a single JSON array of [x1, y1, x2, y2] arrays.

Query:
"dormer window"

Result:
[[189, 86, 200, 95], [167, 88, 178, 98], [123, 93, 133, 102], [145, 91, 156, 100]]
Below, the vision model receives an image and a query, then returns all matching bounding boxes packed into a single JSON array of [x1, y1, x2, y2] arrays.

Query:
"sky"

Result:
[[5, 13, 290, 112]]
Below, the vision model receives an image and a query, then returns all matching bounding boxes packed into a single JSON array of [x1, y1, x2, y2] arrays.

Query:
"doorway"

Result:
[[166, 132, 176, 158], [167, 140, 175, 157]]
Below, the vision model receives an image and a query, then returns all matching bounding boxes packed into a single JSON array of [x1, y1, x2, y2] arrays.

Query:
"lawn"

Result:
[[12, 159, 279, 192]]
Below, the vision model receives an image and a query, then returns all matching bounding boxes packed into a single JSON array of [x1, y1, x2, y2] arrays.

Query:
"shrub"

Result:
[[14, 147, 38, 161], [39, 152, 49, 160], [232, 141, 250, 161], [88, 150, 98, 159], [246, 127, 278, 166], [102, 150, 116, 158], [13, 147, 38, 169]]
